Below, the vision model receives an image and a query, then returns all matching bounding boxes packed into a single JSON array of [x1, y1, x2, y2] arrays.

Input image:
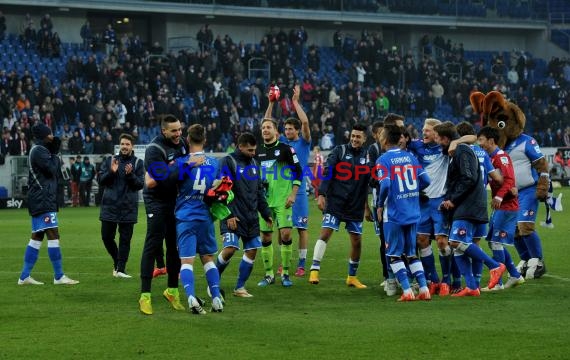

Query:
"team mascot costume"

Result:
[[470, 91, 549, 279]]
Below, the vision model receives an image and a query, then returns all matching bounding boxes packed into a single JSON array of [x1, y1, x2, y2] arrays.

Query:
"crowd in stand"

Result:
[[19, 13, 62, 58], [2, 13, 570, 163]]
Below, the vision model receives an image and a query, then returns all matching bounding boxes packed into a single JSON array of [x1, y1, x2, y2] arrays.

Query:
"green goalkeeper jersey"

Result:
[[256, 140, 303, 207]]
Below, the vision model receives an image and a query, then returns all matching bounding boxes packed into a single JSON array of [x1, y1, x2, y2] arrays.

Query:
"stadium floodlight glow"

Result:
[[123, 17, 130, 23]]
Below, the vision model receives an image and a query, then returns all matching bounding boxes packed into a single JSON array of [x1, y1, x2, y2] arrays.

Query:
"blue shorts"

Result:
[[449, 220, 477, 245], [321, 213, 363, 234], [371, 206, 381, 236], [384, 222, 417, 258], [176, 220, 217, 258], [292, 193, 309, 229], [221, 232, 262, 251], [473, 223, 487, 239], [487, 210, 517, 246], [517, 186, 538, 223], [418, 197, 449, 236], [31, 212, 58, 233]]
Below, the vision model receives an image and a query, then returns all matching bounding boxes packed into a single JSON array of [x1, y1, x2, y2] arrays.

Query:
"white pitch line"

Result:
[[543, 273, 570, 282]]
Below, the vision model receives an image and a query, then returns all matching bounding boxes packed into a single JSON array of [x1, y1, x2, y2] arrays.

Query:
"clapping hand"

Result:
[[125, 163, 133, 175], [111, 157, 119, 173]]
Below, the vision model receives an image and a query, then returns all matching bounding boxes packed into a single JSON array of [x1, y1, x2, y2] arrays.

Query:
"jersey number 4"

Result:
[[192, 168, 207, 194]]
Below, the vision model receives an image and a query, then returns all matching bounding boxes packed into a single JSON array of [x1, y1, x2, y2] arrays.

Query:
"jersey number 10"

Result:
[[396, 165, 418, 192]]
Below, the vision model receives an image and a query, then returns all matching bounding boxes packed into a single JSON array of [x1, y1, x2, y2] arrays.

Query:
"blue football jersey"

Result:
[[471, 144, 494, 186], [376, 147, 431, 225], [280, 134, 311, 195], [175, 153, 219, 221]]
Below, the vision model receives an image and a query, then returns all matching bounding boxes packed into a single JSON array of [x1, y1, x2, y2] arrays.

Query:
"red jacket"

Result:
[[490, 148, 518, 211]]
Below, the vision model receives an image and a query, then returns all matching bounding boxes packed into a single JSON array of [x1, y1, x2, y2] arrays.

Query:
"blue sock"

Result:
[[471, 257, 483, 289], [514, 236, 530, 261], [492, 249, 506, 264], [20, 240, 41, 280], [409, 259, 427, 289], [451, 255, 462, 288], [391, 260, 411, 292], [503, 248, 521, 278], [454, 254, 476, 289], [215, 253, 230, 276], [420, 247, 439, 283], [522, 232, 543, 259], [439, 253, 451, 285], [464, 244, 500, 269], [204, 262, 221, 298], [348, 258, 359, 276], [180, 264, 195, 299], [298, 257, 306, 269], [47, 240, 64, 280], [236, 255, 254, 289]]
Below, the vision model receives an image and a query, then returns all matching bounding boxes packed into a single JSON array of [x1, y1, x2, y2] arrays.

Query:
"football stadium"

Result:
[[1, 0, 570, 358]]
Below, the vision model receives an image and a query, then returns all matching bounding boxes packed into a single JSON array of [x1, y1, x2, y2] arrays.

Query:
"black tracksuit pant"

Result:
[[101, 220, 134, 273], [139, 200, 180, 292]]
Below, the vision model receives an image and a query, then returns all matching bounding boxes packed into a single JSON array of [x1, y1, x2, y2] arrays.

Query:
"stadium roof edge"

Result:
[[0, 0, 547, 30]]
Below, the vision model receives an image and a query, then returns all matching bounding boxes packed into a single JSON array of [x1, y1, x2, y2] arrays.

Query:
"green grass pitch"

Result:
[[2, 189, 570, 359]]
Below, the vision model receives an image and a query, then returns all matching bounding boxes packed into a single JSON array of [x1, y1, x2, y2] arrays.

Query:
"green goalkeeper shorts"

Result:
[[260, 205, 292, 232]]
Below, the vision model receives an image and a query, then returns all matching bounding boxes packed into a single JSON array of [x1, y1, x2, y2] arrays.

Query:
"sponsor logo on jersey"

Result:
[[423, 154, 439, 162]]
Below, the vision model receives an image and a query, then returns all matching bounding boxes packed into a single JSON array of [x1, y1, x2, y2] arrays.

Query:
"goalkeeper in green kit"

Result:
[[256, 85, 303, 287]]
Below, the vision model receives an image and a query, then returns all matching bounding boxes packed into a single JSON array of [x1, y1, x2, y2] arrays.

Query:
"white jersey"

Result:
[[408, 140, 448, 198], [505, 134, 543, 190]]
